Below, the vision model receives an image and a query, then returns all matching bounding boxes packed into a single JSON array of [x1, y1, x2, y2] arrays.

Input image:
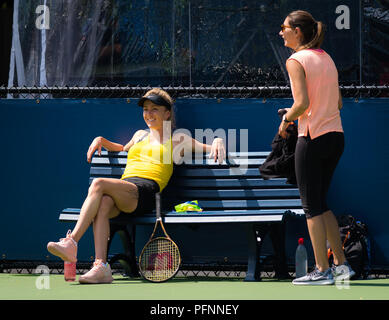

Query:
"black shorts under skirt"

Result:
[[123, 177, 160, 215]]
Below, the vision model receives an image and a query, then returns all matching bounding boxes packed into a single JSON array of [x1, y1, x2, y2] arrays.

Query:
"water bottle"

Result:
[[295, 238, 308, 278], [64, 261, 76, 281]]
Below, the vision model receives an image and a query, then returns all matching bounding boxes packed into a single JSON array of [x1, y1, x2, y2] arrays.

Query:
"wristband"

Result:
[[282, 114, 291, 123]]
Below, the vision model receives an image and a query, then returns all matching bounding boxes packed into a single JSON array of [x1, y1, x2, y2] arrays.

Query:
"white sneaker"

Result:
[[292, 267, 334, 285]]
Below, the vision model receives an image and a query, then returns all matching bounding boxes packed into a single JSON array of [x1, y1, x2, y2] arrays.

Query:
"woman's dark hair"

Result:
[[288, 10, 325, 49]]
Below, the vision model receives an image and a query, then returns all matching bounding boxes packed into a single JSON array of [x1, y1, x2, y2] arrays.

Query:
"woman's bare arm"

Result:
[[284, 59, 309, 121], [87, 137, 124, 163], [172, 133, 226, 164], [87, 130, 148, 163]]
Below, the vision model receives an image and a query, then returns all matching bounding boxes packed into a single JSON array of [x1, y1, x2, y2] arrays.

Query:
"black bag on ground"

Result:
[[328, 215, 371, 279]]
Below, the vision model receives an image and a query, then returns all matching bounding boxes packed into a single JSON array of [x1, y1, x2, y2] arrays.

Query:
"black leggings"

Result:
[[295, 131, 344, 219]]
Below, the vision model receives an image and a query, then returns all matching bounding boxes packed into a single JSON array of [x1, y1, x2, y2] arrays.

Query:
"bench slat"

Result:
[[59, 212, 284, 223], [89, 167, 263, 178], [91, 157, 265, 167], [160, 214, 285, 223], [225, 151, 270, 158], [189, 199, 302, 209], [91, 158, 127, 166], [98, 151, 128, 158], [60, 208, 304, 223], [185, 158, 264, 166], [167, 188, 300, 199], [88, 177, 295, 189], [174, 167, 261, 177], [61, 208, 298, 217], [170, 177, 292, 188], [97, 150, 270, 159], [90, 167, 124, 176], [61, 200, 302, 213]]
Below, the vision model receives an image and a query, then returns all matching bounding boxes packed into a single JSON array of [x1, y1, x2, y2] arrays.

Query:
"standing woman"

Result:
[[278, 10, 355, 285]]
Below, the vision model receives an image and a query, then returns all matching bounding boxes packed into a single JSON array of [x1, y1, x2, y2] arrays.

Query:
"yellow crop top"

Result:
[[121, 135, 173, 191]]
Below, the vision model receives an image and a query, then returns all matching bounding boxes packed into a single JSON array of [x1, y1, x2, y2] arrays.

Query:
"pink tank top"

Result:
[[288, 49, 343, 139]]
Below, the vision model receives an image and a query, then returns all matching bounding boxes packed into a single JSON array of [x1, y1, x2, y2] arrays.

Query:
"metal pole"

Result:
[[188, 0, 192, 87], [359, 0, 363, 87]]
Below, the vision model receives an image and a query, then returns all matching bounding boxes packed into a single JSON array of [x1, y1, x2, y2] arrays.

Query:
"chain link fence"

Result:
[[1, 85, 388, 99]]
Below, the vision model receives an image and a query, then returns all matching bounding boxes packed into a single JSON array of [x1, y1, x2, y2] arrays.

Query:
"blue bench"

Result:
[[59, 150, 304, 281]]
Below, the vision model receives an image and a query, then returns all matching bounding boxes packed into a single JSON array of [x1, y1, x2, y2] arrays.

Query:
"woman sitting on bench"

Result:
[[47, 88, 225, 284]]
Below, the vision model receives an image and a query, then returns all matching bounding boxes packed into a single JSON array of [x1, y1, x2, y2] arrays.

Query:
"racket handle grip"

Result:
[[155, 192, 161, 219]]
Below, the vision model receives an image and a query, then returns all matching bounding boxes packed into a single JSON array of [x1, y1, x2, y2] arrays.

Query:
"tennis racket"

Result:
[[139, 193, 181, 282]]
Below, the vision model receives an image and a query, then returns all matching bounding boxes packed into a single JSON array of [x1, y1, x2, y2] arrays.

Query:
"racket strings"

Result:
[[140, 238, 180, 282]]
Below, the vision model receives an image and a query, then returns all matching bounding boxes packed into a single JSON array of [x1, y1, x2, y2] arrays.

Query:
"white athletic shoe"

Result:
[[292, 267, 334, 285]]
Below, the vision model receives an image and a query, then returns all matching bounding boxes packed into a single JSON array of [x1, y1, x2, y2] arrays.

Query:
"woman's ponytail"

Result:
[[304, 20, 325, 49]]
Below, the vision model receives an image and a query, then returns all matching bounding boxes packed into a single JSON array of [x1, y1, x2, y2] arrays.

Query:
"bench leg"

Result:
[[108, 223, 139, 278], [245, 224, 269, 282]]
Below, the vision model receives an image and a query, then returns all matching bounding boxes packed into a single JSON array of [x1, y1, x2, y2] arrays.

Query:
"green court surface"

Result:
[[0, 273, 388, 300]]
